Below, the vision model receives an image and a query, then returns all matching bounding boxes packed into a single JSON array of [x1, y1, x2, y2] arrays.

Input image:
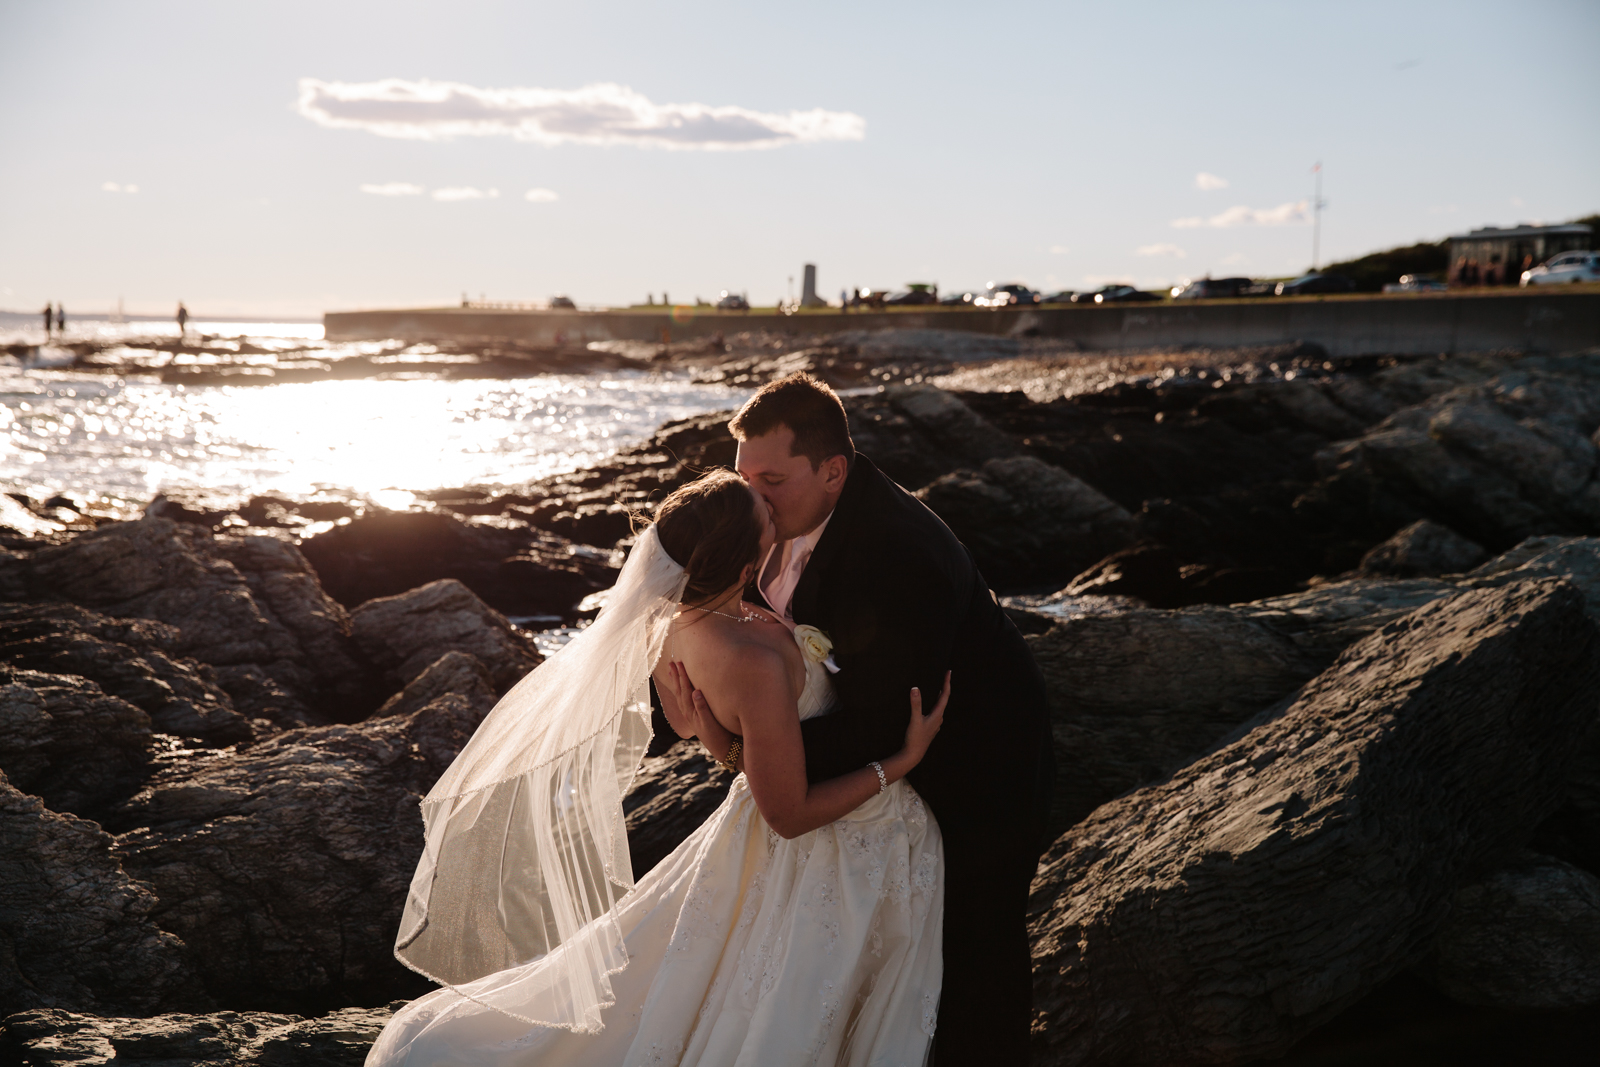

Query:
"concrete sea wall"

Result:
[[324, 290, 1600, 357]]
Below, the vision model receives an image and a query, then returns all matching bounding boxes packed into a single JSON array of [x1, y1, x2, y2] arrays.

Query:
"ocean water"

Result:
[[0, 319, 752, 513]]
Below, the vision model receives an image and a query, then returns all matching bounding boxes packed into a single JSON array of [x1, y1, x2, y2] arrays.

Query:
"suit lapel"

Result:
[[790, 453, 872, 624]]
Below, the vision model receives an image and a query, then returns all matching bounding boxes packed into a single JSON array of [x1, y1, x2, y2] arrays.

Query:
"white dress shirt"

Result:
[[758, 510, 834, 623]]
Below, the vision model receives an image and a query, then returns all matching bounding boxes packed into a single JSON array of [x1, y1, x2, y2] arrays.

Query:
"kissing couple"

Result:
[[367, 373, 1055, 1066]]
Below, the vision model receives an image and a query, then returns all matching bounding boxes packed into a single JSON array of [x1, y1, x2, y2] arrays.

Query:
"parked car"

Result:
[[1040, 290, 1077, 304], [975, 283, 1040, 308], [1522, 251, 1600, 286], [716, 290, 750, 311], [884, 283, 939, 306], [549, 295, 577, 309], [1092, 285, 1162, 304], [1274, 272, 1357, 296], [940, 289, 980, 306], [1382, 274, 1450, 293], [1171, 277, 1253, 299]]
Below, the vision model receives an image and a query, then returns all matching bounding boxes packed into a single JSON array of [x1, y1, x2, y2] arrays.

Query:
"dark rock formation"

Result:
[[1309, 352, 1600, 553], [1357, 519, 1487, 577], [1026, 604, 1323, 833], [0, 1004, 394, 1066], [1027, 578, 1600, 1066], [27, 519, 375, 722], [349, 579, 540, 693], [107, 696, 483, 1013], [0, 603, 249, 744], [373, 650, 497, 720], [1422, 851, 1600, 1010], [0, 773, 205, 1018], [624, 740, 733, 879], [1059, 542, 1185, 607], [917, 455, 1138, 591], [0, 669, 152, 820], [299, 510, 615, 617]]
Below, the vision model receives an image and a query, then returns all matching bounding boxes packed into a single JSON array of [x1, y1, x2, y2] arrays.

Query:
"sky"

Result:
[[1, 0, 1597, 318]]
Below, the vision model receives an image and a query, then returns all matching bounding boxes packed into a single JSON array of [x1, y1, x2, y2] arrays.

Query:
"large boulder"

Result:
[[373, 650, 497, 720], [350, 579, 540, 693], [0, 773, 205, 1018], [1311, 353, 1600, 550], [1026, 604, 1323, 834], [0, 1004, 394, 1067], [918, 455, 1138, 592], [1356, 519, 1487, 578], [0, 670, 152, 820], [1423, 851, 1600, 1010], [1027, 578, 1600, 1065], [299, 510, 614, 617], [0, 603, 249, 744], [27, 519, 374, 722], [107, 696, 483, 1013]]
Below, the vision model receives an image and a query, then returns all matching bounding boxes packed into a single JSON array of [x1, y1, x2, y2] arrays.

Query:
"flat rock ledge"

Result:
[[0, 1005, 395, 1067], [1025, 577, 1600, 1066]]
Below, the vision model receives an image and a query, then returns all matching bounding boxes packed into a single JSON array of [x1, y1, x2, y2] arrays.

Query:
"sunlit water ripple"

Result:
[[0, 320, 752, 512]]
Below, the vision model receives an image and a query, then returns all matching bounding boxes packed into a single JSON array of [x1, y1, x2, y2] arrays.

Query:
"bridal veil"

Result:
[[393, 525, 687, 1033]]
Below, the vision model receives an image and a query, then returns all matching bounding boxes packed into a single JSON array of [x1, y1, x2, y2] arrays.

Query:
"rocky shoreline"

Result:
[[5, 341, 1600, 1063]]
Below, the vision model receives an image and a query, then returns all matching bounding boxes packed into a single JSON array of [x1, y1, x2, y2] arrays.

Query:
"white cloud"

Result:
[[1172, 200, 1308, 228], [1048, 244, 1070, 255], [432, 187, 499, 201], [102, 181, 138, 193], [361, 182, 425, 196], [1194, 172, 1228, 191], [1220, 252, 1248, 265], [296, 78, 866, 151], [524, 188, 559, 202], [1511, 196, 1525, 207], [1136, 243, 1186, 258]]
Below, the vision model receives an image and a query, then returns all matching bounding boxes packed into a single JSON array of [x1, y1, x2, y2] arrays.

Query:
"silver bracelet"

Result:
[[870, 760, 887, 794]]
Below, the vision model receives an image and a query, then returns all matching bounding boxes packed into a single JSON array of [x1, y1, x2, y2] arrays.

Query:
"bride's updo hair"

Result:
[[653, 469, 764, 605]]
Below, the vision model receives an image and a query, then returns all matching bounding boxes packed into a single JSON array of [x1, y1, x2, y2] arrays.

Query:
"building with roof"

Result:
[[1448, 223, 1592, 286]]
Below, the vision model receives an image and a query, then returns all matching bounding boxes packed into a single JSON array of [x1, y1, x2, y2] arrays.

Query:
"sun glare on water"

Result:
[[1, 366, 745, 508]]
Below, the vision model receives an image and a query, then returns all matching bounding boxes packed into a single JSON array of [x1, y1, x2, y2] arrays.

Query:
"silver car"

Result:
[[1521, 251, 1600, 286]]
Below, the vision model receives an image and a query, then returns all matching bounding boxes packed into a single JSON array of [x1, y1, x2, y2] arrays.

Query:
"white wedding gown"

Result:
[[368, 627, 944, 1067]]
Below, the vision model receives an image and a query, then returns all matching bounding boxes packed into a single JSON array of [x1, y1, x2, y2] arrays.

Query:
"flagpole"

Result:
[[1311, 162, 1323, 271]]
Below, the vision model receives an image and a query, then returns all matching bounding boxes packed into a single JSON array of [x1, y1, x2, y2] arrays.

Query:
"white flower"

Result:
[[794, 624, 834, 665]]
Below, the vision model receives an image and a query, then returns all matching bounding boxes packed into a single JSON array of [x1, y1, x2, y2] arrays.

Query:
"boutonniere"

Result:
[[793, 624, 841, 674]]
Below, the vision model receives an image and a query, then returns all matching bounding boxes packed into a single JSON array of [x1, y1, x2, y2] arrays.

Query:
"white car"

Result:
[[1521, 251, 1600, 286]]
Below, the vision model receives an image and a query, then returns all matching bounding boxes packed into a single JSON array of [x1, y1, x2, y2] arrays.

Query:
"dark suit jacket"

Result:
[[789, 454, 1054, 841]]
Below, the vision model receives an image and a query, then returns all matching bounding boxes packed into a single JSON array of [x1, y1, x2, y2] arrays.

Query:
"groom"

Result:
[[716, 372, 1053, 1064]]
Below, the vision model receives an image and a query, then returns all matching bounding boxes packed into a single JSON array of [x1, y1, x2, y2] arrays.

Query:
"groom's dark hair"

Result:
[[729, 372, 854, 471]]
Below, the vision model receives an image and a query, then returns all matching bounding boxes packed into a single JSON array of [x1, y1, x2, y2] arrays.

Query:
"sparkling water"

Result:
[[0, 319, 751, 513]]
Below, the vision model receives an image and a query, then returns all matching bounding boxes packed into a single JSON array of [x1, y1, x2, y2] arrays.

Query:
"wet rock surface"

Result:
[[1026, 578, 1600, 1065], [27, 519, 377, 722], [349, 579, 540, 693], [0, 774, 205, 1019], [0, 669, 154, 821], [105, 692, 484, 1014], [0, 603, 249, 744], [0, 1004, 395, 1066]]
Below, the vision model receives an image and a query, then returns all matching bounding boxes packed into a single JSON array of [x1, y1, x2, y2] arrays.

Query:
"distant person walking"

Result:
[[56, 304, 66, 334], [840, 288, 849, 313], [42, 303, 53, 338], [176, 302, 189, 339]]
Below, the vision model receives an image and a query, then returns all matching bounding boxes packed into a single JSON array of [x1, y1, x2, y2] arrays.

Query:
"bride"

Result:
[[367, 469, 948, 1067]]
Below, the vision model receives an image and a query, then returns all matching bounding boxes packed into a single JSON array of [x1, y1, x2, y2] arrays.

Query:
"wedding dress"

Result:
[[367, 532, 944, 1067]]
